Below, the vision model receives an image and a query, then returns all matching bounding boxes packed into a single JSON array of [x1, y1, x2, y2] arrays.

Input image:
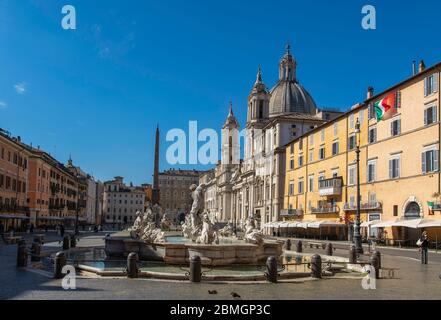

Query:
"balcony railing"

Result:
[[343, 202, 382, 212], [311, 205, 340, 214], [319, 177, 343, 196], [280, 209, 304, 217], [0, 205, 30, 214]]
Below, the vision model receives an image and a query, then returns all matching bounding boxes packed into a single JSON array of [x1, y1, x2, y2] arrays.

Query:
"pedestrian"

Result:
[[417, 231, 429, 264], [30, 223, 34, 234], [0, 222, 4, 235], [60, 225, 65, 238]]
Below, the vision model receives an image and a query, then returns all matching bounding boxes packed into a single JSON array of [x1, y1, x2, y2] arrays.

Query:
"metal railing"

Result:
[[310, 205, 340, 214], [343, 202, 382, 211]]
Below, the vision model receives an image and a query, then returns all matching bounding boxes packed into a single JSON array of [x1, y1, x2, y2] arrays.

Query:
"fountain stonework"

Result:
[[105, 183, 283, 266]]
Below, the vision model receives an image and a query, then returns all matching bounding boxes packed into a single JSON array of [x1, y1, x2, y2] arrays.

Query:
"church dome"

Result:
[[268, 45, 317, 117]]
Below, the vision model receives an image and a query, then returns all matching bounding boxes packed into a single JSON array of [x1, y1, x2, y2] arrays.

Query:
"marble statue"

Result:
[[181, 183, 220, 244], [196, 213, 219, 245], [218, 221, 234, 238], [129, 205, 165, 243], [244, 216, 264, 245], [160, 213, 173, 231]]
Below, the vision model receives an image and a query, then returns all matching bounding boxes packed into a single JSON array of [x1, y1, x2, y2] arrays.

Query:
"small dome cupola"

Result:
[[279, 44, 297, 82]]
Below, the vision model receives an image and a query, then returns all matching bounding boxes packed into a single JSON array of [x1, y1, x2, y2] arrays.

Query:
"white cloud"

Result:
[[14, 82, 26, 94], [0, 101, 6, 108]]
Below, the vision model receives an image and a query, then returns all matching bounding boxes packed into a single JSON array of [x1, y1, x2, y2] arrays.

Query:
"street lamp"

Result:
[[354, 118, 364, 254]]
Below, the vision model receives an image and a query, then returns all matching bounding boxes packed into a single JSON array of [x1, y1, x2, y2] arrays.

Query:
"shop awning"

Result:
[[372, 218, 441, 229], [297, 221, 313, 229], [0, 214, 30, 220], [308, 220, 346, 229], [361, 220, 382, 228], [418, 220, 441, 228]]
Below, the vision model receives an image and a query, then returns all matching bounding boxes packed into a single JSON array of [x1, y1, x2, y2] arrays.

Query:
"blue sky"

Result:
[[1, 0, 441, 185]]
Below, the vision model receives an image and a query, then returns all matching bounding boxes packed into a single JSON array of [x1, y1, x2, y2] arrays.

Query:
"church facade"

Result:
[[200, 46, 342, 228]]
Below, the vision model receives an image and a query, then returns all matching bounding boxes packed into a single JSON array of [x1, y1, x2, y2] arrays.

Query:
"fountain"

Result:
[[105, 183, 283, 266]]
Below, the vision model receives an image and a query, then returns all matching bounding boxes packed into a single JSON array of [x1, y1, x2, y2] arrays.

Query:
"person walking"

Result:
[[29, 223, 34, 234], [418, 231, 429, 264], [60, 224, 65, 238]]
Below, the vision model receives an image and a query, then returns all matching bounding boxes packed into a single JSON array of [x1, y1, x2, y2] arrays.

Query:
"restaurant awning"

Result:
[[371, 218, 441, 229], [0, 214, 30, 220], [308, 220, 346, 229], [361, 220, 382, 228]]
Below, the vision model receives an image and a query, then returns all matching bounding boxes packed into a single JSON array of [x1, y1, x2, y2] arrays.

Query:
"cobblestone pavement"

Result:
[[1, 234, 440, 300]]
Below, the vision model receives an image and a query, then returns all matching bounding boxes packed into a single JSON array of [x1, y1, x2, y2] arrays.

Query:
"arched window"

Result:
[[404, 202, 421, 218]]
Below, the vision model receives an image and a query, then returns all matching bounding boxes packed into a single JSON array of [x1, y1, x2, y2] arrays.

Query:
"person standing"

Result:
[[418, 231, 429, 264], [60, 224, 65, 238]]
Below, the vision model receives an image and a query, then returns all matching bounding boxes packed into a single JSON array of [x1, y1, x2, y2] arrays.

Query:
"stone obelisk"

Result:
[[152, 125, 160, 205]]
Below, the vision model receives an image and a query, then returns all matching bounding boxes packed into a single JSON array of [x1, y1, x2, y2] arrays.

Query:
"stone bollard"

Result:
[[70, 234, 76, 248], [284, 239, 292, 251], [189, 256, 202, 283], [127, 252, 139, 278], [31, 240, 42, 262], [62, 235, 70, 250], [369, 253, 380, 279], [16, 240, 28, 268], [54, 252, 66, 279], [296, 240, 303, 253], [373, 251, 382, 269], [266, 256, 278, 283], [349, 245, 357, 264], [311, 254, 322, 279], [325, 243, 334, 256]]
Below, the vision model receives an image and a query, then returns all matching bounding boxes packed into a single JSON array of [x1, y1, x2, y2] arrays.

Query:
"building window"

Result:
[[348, 165, 356, 186], [332, 141, 339, 156], [298, 179, 304, 194], [298, 155, 303, 167], [290, 159, 294, 170], [348, 135, 356, 150], [368, 127, 377, 144], [309, 134, 314, 146], [333, 123, 338, 136], [308, 175, 314, 192], [424, 73, 439, 97], [349, 114, 355, 129], [391, 119, 401, 137], [367, 160, 377, 183], [290, 144, 294, 154], [393, 205, 399, 217], [389, 157, 401, 179], [422, 149, 439, 174], [288, 181, 294, 196], [359, 110, 364, 125], [319, 146, 325, 160], [309, 150, 314, 162], [321, 129, 325, 142], [424, 106, 437, 125], [368, 103, 375, 120]]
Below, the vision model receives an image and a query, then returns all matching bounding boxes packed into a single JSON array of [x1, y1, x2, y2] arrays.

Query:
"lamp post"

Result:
[[354, 118, 364, 254]]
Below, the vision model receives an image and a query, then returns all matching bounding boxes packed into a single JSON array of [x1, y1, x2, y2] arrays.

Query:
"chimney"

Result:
[[367, 86, 374, 99], [419, 60, 426, 73], [17, 136, 21, 142], [412, 61, 417, 76]]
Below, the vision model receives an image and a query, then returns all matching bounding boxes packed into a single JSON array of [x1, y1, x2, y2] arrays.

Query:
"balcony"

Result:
[[343, 202, 382, 212], [311, 205, 340, 214], [280, 209, 304, 217], [0, 205, 30, 215], [319, 177, 343, 197]]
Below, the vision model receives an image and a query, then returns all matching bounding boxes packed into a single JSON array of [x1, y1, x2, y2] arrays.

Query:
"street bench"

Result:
[[309, 242, 325, 250]]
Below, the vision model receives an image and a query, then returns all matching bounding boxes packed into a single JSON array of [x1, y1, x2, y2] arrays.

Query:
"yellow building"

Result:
[[282, 61, 441, 244]]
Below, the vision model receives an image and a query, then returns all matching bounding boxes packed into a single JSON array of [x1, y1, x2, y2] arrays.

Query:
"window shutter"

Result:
[[435, 150, 439, 172], [397, 120, 401, 134], [422, 152, 426, 174], [434, 73, 439, 93], [433, 106, 438, 123], [424, 109, 428, 125], [397, 159, 401, 177], [424, 77, 428, 96], [389, 160, 393, 179], [391, 122, 394, 136]]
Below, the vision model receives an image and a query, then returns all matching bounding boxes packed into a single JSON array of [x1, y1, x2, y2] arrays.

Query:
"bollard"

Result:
[[70, 234, 76, 248], [63, 235, 70, 250], [296, 240, 303, 253], [126, 252, 139, 278], [54, 252, 66, 279], [349, 245, 357, 264], [373, 251, 382, 269], [189, 255, 202, 283], [325, 243, 333, 256], [266, 256, 278, 283], [369, 253, 380, 279], [311, 254, 322, 279], [16, 240, 28, 268], [284, 239, 292, 251], [31, 241, 42, 262]]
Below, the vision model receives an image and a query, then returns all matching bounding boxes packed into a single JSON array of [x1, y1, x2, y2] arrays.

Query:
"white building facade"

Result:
[[201, 46, 342, 229]]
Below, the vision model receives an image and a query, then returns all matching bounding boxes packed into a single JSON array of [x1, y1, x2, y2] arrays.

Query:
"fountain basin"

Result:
[[105, 236, 283, 266]]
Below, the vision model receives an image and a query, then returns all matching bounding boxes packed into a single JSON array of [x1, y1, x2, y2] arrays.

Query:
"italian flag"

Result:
[[375, 93, 397, 121]]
